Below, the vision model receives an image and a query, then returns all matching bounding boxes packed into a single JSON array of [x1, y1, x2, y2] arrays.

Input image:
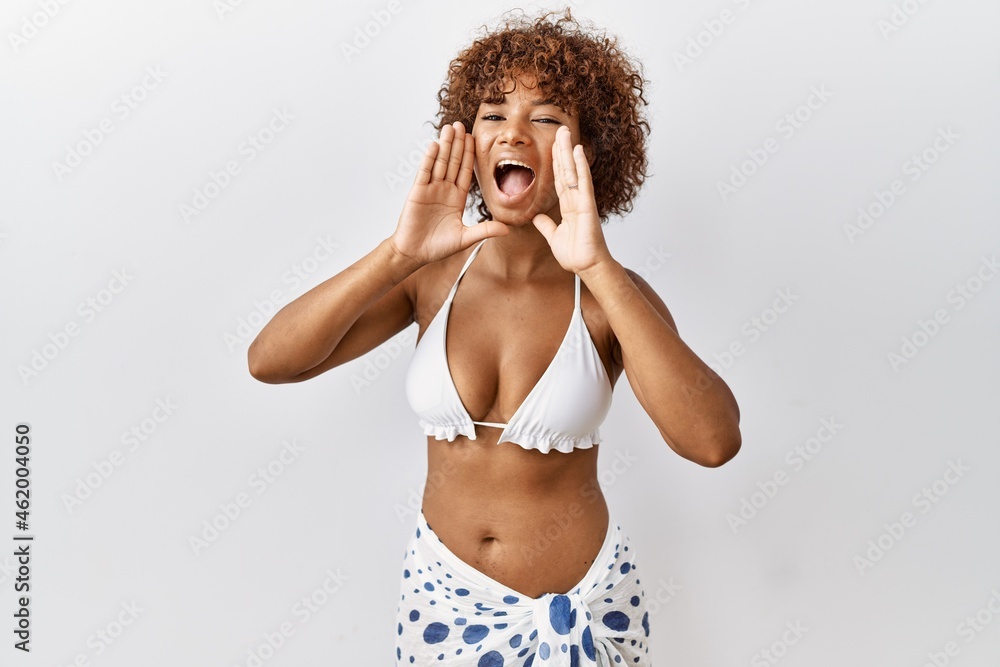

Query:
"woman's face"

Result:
[[471, 73, 590, 226]]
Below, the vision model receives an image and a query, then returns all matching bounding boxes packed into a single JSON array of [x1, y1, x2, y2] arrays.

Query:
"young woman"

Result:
[[249, 8, 740, 665]]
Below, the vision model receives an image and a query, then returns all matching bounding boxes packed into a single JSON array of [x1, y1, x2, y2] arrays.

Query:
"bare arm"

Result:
[[247, 238, 421, 383], [590, 264, 741, 468], [248, 121, 508, 384], [534, 126, 740, 467]]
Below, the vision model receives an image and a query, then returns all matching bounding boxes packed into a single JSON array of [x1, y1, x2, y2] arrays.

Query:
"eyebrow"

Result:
[[484, 95, 561, 108]]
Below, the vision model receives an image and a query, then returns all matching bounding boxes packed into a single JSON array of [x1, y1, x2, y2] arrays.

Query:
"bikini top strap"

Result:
[[446, 240, 487, 301], [574, 273, 581, 309]]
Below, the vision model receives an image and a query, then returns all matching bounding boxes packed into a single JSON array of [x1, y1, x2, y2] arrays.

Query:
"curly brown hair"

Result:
[[432, 6, 651, 225]]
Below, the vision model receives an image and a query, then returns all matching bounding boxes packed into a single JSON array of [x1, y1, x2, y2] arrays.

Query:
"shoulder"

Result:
[[405, 243, 481, 326], [621, 267, 677, 333]]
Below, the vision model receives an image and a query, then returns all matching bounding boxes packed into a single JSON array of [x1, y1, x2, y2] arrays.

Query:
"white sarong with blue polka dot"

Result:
[[394, 509, 651, 666]]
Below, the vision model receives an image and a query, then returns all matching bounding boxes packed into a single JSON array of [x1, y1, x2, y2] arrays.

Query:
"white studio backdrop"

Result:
[[2, 0, 998, 665]]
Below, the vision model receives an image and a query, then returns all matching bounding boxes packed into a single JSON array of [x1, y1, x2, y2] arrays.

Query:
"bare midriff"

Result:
[[421, 430, 610, 600]]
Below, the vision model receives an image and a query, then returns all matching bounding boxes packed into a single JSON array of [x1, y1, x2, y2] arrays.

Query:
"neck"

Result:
[[480, 222, 563, 281]]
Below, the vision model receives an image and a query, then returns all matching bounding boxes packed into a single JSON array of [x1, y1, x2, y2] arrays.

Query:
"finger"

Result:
[[431, 124, 454, 181], [557, 126, 578, 192], [462, 219, 510, 246], [415, 138, 440, 185], [572, 144, 594, 198], [445, 122, 465, 184], [551, 137, 563, 194], [456, 133, 476, 193], [532, 213, 557, 244]]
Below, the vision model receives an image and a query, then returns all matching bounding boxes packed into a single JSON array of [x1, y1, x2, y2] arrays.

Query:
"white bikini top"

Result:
[[404, 239, 613, 454]]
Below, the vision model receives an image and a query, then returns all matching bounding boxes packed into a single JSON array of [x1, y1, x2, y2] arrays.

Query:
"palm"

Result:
[[533, 125, 612, 275], [391, 122, 508, 265]]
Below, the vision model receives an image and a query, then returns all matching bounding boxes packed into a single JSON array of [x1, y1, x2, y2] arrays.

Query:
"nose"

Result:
[[497, 116, 531, 146]]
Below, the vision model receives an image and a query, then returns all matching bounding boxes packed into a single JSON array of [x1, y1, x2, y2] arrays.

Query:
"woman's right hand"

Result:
[[387, 121, 509, 268]]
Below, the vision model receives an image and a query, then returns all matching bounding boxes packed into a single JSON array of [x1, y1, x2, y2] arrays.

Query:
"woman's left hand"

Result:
[[532, 125, 614, 275]]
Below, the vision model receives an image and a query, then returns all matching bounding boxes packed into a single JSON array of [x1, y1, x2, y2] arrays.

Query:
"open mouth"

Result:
[[493, 160, 536, 201]]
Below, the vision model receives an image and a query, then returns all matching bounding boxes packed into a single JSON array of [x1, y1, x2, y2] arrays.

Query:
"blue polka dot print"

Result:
[[393, 509, 650, 665]]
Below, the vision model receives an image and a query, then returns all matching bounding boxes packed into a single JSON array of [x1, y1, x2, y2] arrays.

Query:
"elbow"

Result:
[[698, 428, 742, 468], [668, 427, 741, 468], [247, 341, 288, 384]]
